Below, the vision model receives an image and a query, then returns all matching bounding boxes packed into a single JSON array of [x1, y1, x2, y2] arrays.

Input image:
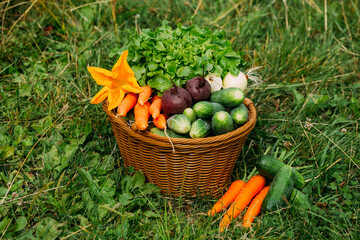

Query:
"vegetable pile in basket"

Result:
[[88, 22, 261, 138], [208, 155, 311, 232]]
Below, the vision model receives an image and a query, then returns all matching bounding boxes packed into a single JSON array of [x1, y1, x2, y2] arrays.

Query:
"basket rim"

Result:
[[103, 98, 256, 145]]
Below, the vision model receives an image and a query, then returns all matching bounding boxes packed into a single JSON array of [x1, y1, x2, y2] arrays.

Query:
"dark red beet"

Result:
[[184, 76, 211, 102], [161, 80, 192, 115]]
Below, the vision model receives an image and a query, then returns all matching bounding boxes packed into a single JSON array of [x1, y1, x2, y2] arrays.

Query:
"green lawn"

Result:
[[1, 0, 359, 239]]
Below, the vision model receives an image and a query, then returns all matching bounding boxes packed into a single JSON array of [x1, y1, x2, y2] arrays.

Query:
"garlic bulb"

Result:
[[204, 74, 223, 93]]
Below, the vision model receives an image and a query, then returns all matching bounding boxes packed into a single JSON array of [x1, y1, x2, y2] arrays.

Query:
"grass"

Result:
[[0, 0, 359, 239]]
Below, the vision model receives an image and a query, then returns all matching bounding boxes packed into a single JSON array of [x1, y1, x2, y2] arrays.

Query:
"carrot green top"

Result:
[[87, 50, 143, 111]]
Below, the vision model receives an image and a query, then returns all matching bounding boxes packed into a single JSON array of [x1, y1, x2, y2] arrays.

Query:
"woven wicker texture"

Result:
[[103, 98, 256, 198]]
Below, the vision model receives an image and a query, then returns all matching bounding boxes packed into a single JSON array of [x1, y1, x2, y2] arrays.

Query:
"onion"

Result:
[[223, 71, 247, 92], [204, 74, 223, 93]]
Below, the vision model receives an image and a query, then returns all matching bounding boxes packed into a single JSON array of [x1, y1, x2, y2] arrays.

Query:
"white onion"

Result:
[[223, 71, 247, 92], [204, 74, 223, 93]]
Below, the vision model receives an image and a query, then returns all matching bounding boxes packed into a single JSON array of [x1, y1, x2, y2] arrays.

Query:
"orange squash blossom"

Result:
[[87, 50, 143, 110]]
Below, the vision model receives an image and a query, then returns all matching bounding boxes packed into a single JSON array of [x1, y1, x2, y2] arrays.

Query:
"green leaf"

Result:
[[177, 66, 192, 77], [36, 218, 64, 240], [0, 187, 8, 196], [118, 192, 133, 206], [0, 217, 11, 233], [43, 146, 60, 169], [18, 84, 32, 97], [77, 168, 106, 203], [166, 61, 177, 75], [155, 41, 166, 51], [131, 171, 145, 189], [148, 62, 158, 72], [132, 65, 146, 80], [22, 136, 33, 147], [147, 74, 172, 92], [0, 133, 11, 146], [143, 211, 160, 218], [0, 146, 14, 160], [100, 178, 116, 201], [31, 116, 52, 134], [15, 216, 27, 232], [121, 175, 133, 193], [139, 183, 161, 195], [288, 87, 304, 107], [13, 125, 26, 143], [117, 219, 130, 239]]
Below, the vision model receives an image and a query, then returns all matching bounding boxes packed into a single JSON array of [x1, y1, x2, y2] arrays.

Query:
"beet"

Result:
[[184, 76, 211, 102], [161, 79, 192, 115]]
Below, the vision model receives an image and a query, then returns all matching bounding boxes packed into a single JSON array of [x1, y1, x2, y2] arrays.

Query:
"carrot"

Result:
[[117, 93, 138, 117], [153, 114, 167, 130], [208, 180, 246, 216], [134, 101, 151, 131], [219, 175, 266, 232], [138, 86, 152, 106], [149, 95, 162, 119], [243, 186, 270, 228]]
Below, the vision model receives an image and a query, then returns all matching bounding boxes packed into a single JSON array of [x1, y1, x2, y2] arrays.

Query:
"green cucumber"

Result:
[[192, 101, 225, 119], [261, 165, 294, 212], [230, 104, 248, 125], [183, 108, 197, 123], [211, 111, 234, 135], [189, 119, 211, 138], [166, 114, 191, 134], [255, 155, 305, 189], [210, 87, 245, 108], [122, 110, 135, 122], [150, 127, 189, 138], [290, 189, 311, 209]]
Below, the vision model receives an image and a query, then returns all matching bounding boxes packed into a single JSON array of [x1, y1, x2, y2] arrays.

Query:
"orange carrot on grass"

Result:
[[208, 180, 246, 216], [149, 95, 162, 119], [243, 186, 270, 228], [117, 93, 138, 117], [219, 175, 266, 232], [138, 86, 152, 106], [134, 101, 151, 131], [153, 114, 167, 130]]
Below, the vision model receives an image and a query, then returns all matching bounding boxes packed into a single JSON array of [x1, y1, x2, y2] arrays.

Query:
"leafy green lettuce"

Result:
[[109, 21, 247, 93]]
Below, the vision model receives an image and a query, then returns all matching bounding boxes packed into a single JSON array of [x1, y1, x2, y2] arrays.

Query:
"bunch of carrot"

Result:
[[207, 175, 269, 232], [117, 86, 167, 131]]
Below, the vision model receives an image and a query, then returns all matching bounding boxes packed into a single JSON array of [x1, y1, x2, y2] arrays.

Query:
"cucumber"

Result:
[[192, 101, 225, 119], [230, 104, 248, 125], [290, 189, 311, 209], [210, 87, 245, 108], [211, 111, 234, 135], [189, 119, 211, 138], [255, 155, 305, 189], [122, 110, 135, 122], [261, 165, 294, 212], [166, 114, 191, 134], [150, 127, 189, 138], [183, 108, 197, 123]]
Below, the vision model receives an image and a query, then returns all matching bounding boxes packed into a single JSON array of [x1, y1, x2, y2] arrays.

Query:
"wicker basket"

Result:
[[103, 98, 256, 198]]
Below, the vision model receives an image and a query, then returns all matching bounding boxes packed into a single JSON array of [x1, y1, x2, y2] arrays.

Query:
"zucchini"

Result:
[[166, 114, 191, 134], [211, 111, 234, 135], [261, 165, 294, 212], [183, 108, 197, 123], [255, 155, 305, 189], [210, 87, 245, 108], [192, 101, 225, 119], [150, 127, 189, 138], [290, 189, 311, 209], [230, 104, 248, 125], [189, 119, 211, 138]]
